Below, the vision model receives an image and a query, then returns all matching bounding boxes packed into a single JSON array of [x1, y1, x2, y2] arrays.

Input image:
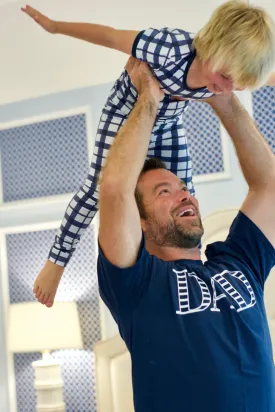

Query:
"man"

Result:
[[98, 57, 275, 412]]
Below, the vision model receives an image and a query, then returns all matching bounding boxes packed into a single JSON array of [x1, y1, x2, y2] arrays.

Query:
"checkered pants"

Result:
[[48, 104, 194, 267]]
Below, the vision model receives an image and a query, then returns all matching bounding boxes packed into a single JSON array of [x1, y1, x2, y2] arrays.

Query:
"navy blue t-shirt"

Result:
[[97, 211, 275, 412]]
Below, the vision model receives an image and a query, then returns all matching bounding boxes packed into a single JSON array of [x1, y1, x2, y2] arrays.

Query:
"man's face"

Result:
[[137, 169, 204, 249]]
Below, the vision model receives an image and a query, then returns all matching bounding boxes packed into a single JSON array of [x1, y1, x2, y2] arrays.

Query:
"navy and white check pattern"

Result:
[[133, 28, 212, 98], [49, 28, 213, 267]]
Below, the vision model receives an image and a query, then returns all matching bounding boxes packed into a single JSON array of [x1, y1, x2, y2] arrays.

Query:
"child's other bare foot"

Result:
[[33, 260, 64, 307]]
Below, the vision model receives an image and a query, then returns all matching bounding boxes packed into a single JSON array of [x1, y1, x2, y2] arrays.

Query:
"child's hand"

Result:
[[21, 5, 57, 34], [33, 260, 64, 307]]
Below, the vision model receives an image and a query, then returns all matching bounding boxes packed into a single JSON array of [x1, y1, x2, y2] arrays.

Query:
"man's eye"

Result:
[[159, 189, 169, 195]]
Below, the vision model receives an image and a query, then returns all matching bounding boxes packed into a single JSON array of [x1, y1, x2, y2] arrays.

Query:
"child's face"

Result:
[[202, 62, 245, 93], [207, 71, 234, 94]]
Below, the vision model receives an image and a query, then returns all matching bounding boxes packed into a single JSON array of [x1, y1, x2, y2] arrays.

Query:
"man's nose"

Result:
[[176, 189, 191, 202]]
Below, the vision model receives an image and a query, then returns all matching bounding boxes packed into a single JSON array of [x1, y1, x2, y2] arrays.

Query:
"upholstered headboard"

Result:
[[94, 208, 275, 411]]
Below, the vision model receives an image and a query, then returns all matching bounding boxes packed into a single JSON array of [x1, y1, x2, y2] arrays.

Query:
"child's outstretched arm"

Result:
[[21, 5, 139, 55]]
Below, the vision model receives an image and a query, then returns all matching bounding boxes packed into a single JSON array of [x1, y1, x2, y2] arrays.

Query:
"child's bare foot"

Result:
[[33, 260, 64, 307]]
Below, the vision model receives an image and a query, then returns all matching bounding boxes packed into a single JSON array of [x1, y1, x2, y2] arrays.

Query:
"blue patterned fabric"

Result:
[[7, 227, 100, 412], [49, 28, 215, 267], [184, 100, 223, 175], [0, 114, 89, 203], [252, 86, 275, 152]]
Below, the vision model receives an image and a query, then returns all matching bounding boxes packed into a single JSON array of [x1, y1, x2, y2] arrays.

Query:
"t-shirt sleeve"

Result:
[[97, 236, 153, 321], [206, 211, 275, 287], [132, 27, 192, 69]]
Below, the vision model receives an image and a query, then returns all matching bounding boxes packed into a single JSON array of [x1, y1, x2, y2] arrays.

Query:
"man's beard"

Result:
[[144, 215, 204, 249]]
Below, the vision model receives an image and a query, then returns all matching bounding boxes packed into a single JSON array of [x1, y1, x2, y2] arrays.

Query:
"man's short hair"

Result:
[[135, 158, 167, 219]]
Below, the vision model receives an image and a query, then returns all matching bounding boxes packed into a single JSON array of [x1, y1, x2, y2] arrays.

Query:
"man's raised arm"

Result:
[[208, 94, 275, 247], [99, 58, 164, 268]]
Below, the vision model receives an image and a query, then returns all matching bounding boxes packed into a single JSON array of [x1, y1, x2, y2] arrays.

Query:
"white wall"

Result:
[[0, 0, 226, 104]]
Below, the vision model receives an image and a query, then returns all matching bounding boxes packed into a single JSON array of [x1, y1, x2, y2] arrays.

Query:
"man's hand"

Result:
[[125, 57, 164, 104], [21, 5, 57, 33]]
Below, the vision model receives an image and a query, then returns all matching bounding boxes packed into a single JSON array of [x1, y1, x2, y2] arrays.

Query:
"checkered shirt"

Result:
[[48, 27, 213, 266]]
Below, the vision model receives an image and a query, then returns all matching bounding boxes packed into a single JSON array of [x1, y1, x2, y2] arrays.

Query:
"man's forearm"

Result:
[[101, 91, 159, 192], [210, 94, 275, 190]]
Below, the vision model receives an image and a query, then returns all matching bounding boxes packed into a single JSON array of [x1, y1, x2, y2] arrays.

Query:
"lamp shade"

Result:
[[8, 301, 83, 353]]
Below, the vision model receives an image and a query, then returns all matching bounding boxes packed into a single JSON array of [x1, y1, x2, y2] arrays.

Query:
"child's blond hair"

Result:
[[193, 0, 275, 89]]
